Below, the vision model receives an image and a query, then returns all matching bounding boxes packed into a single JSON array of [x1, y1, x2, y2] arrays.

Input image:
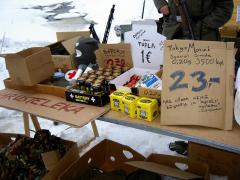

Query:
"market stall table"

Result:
[[99, 111, 240, 154], [0, 88, 239, 155]]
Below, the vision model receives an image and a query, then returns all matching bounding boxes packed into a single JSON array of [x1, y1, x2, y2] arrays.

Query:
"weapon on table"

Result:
[[173, 0, 195, 39], [89, 23, 100, 43], [102, 4, 115, 44]]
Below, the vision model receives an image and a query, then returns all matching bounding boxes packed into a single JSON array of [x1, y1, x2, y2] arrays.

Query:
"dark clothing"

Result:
[[153, 0, 234, 40]]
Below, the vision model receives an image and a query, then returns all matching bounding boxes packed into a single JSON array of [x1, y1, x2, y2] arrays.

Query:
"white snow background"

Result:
[[0, 0, 227, 179]]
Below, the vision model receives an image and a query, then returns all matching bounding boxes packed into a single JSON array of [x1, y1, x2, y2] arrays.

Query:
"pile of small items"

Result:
[[72, 65, 129, 96], [0, 130, 67, 180], [124, 73, 162, 90]]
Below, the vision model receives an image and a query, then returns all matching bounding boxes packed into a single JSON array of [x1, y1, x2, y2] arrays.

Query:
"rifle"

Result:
[[173, 0, 195, 39], [102, 4, 115, 44], [89, 23, 100, 43]]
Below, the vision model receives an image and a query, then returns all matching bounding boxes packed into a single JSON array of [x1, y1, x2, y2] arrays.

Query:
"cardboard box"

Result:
[[3, 47, 54, 86], [127, 154, 209, 179], [110, 20, 165, 99], [188, 142, 240, 179], [48, 31, 90, 70], [65, 88, 110, 107], [60, 139, 209, 180], [59, 139, 145, 179], [110, 68, 162, 99], [0, 133, 79, 180]]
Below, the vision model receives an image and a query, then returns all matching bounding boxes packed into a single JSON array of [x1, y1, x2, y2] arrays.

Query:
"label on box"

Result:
[[65, 90, 109, 107], [124, 19, 166, 69]]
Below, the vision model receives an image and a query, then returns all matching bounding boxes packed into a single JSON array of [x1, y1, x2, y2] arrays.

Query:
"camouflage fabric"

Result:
[[153, 0, 234, 40]]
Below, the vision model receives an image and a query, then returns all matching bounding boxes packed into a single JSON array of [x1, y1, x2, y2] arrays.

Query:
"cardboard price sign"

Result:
[[161, 40, 234, 130], [96, 43, 133, 68]]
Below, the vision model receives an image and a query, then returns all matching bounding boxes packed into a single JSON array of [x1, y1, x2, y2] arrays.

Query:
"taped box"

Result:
[[2, 47, 54, 86], [59, 139, 209, 180], [0, 132, 79, 180]]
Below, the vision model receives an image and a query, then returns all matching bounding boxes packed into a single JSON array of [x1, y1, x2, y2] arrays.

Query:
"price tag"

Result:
[[124, 19, 166, 69], [96, 43, 133, 68], [161, 40, 234, 130]]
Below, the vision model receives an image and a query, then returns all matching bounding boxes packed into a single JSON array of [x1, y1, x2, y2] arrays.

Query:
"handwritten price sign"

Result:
[[161, 40, 234, 130], [96, 43, 133, 68]]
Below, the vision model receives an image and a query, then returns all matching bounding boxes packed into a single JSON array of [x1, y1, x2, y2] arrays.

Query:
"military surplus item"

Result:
[[89, 23, 100, 43], [75, 37, 99, 66], [102, 4, 115, 44], [173, 0, 195, 39]]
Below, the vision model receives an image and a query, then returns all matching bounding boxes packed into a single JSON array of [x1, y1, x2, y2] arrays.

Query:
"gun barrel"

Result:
[[102, 4, 115, 44]]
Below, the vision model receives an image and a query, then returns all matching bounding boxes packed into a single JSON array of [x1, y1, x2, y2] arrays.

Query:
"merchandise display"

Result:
[[0, 130, 67, 179], [110, 90, 160, 121]]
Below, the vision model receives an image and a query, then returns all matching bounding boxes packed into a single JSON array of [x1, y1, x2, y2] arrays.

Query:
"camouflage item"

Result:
[[153, 0, 233, 40]]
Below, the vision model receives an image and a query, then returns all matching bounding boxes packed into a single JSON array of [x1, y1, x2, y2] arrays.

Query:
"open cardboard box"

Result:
[[48, 31, 90, 70], [59, 139, 145, 180], [110, 20, 165, 99], [110, 67, 162, 99], [59, 139, 209, 180], [2, 47, 55, 86], [0, 132, 79, 180]]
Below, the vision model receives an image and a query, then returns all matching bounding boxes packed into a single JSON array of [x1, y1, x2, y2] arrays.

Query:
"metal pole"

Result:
[[141, 0, 146, 19]]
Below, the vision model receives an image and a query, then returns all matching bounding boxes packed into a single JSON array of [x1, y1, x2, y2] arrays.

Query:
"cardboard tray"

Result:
[[4, 78, 66, 98]]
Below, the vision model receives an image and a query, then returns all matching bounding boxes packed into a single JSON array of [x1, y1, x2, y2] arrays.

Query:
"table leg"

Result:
[[23, 112, 30, 137], [30, 114, 41, 131], [91, 120, 99, 137]]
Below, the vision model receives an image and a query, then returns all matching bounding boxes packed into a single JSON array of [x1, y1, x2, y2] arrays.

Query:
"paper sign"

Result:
[[96, 43, 133, 68], [161, 40, 234, 130], [124, 19, 166, 69]]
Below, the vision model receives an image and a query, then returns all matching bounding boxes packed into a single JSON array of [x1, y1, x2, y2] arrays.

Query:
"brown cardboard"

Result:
[[110, 68, 162, 99], [0, 89, 110, 128], [43, 140, 79, 180], [0, 133, 79, 180], [49, 36, 82, 70], [188, 142, 240, 180], [49, 31, 90, 70], [4, 78, 66, 98], [95, 43, 133, 68], [145, 154, 209, 179], [161, 40, 235, 130], [4, 47, 54, 86], [59, 139, 145, 180], [56, 31, 90, 41], [126, 161, 202, 179], [42, 151, 61, 171]]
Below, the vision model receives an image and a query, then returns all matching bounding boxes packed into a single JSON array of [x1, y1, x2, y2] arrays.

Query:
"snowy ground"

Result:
[[0, 1, 228, 179]]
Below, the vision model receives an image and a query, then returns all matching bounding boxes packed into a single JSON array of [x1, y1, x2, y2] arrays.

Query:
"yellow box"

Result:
[[136, 97, 159, 122], [122, 94, 140, 118], [110, 91, 129, 112]]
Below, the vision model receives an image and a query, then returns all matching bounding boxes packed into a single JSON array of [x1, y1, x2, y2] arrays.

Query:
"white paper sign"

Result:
[[124, 19, 166, 69]]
